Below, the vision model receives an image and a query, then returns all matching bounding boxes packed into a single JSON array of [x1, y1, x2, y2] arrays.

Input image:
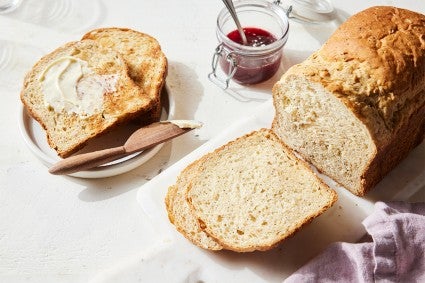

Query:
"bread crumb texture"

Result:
[[178, 129, 336, 252]]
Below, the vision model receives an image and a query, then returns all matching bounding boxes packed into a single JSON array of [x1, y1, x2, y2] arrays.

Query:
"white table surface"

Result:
[[0, 1, 424, 282]]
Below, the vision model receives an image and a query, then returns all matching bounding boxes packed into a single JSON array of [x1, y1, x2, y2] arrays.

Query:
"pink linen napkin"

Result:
[[284, 201, 425, 283]]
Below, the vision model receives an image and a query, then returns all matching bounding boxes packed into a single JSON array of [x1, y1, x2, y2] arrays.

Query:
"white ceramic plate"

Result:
[[18, 85, 174, 178]]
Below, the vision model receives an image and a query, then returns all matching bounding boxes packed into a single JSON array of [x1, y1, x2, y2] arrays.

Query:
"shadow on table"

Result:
[[365, 142, 425, 203], [74, 141, 174, 202], [165, 60, 204, 121], [217, 48, 314, 103]]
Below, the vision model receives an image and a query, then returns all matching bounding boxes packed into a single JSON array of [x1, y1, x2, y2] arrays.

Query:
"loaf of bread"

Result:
[[82, 28, 167, 124], [272, 6, 425, 196], [166, 129, 337, 252], [21, 28, 167, 158]]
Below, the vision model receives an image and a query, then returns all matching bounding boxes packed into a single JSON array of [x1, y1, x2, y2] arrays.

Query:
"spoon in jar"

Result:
[[221, 0, 248, 45]]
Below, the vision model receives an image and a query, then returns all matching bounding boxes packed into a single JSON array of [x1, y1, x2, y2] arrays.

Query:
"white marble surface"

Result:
[[0, 1, 424, 282]]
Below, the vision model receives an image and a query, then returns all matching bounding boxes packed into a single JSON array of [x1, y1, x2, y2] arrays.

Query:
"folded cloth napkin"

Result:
[[284, 201, 425, 283]]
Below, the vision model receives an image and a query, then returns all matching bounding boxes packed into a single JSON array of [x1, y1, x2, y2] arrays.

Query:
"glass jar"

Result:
[[209, 0, 289, 89]]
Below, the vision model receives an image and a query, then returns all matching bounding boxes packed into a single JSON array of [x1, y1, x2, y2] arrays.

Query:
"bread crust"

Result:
[[360, 95, 424, 195]]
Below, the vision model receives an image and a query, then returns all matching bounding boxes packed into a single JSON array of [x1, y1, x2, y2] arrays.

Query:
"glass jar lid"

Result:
[[284, 0, 335, 23]]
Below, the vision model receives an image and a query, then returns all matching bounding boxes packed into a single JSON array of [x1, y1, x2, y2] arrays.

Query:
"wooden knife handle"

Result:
[[48, 146, 127, 175]]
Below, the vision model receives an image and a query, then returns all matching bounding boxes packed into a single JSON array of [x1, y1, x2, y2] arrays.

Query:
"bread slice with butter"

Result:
[[20, 39, 157, 158], [82, 28, 168, 125]]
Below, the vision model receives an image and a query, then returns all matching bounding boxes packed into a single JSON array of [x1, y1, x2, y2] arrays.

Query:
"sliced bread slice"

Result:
[[82, 28, 168, 124], [186, 129, 337, 252], [21, 39, 154, 157], [165, 163, 223, 251]]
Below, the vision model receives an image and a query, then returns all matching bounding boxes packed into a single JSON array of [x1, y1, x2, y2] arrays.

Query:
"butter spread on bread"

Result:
[[272, 6, 425, 196], [39, 56, 118, 116]]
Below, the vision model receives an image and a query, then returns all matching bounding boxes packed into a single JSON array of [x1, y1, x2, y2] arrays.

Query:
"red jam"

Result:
[[220, 27, 282, 85], [227, 27, 277, 47]]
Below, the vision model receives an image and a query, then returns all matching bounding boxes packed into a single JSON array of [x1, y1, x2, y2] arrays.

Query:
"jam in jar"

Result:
[[209, 0, 289, 88]]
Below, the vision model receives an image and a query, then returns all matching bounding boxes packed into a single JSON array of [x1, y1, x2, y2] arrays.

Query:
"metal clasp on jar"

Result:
[[208, 44, 237, 90]]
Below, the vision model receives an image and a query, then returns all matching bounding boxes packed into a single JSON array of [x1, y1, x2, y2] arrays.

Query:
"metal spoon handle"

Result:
[[221, 0, 248, 45]]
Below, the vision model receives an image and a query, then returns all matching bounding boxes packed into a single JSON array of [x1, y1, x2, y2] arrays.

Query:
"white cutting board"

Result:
[[135, 99, 424, 283]]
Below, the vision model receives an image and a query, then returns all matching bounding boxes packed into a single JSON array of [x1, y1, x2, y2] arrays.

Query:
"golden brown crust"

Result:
[[165, 185, 178, 224], [321, 6, 425, 92]]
